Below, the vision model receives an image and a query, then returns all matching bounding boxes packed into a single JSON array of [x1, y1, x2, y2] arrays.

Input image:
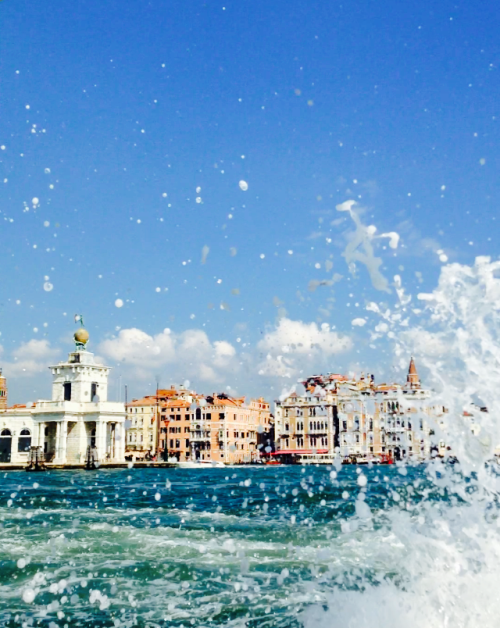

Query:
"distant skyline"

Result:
[[1, 0, 499, 403]]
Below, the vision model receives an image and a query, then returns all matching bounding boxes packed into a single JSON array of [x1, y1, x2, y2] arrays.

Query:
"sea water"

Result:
[[2, 257, 500, 627], [0, 463, 495, 628]]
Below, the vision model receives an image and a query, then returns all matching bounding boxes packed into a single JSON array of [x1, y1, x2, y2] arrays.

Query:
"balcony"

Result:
[[190, 432, 210, 442]]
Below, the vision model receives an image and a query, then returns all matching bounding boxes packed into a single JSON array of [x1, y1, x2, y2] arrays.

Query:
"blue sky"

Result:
[[1, 0, 499, 403]]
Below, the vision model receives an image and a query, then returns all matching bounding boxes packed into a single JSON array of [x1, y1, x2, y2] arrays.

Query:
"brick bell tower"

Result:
[[406, 357, 421, 389], [0, 368, 7, 412]]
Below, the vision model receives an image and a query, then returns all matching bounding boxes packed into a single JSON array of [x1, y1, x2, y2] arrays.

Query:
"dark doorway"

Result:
[[333, 405, 340, 449], [0, 429, 12, 462]]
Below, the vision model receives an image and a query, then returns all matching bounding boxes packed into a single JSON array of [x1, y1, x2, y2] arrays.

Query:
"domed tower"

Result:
[[406, 357, 421, 389], [31, 316, 126, 465], [0, 368, 7, 412], [50, 316, 109, 403]]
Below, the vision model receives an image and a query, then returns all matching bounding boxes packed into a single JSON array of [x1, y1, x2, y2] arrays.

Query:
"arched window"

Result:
[[18, 428, 31, 452], [196, 407, 202, 421], [1, 429, 11, 436]]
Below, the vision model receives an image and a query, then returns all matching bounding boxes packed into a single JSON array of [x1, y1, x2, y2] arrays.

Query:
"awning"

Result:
[[271, 449, 329, 455]]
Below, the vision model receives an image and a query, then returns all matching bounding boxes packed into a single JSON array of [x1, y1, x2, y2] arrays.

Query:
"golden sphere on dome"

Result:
[[74, 328, 89, 345]]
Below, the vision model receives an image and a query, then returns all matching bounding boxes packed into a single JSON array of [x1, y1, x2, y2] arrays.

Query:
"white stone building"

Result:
[[274, 359, 437, 463], [0, 327, 126, 466]]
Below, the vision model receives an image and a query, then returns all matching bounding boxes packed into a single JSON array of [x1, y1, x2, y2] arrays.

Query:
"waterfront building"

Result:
[[125, 390, 272, 463], [274, 359, 437, 463], [191, 394, 271, 464], [0, 326, 126, 465], [0, 368, 7, 412], [126, 386, 196, 460]]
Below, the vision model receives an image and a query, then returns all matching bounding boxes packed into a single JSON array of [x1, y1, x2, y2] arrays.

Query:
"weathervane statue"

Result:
[[74, 314, 90, 351]]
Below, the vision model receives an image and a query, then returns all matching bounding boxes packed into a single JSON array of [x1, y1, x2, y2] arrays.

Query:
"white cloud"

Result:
[[98, 327, 239, 384], [3, 339, 60, 377], [352, 318, 367, 327], [257, 318, 352, 379]]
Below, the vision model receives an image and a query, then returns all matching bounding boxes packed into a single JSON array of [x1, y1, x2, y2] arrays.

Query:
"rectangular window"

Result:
[[63, 382, 71, 401], [186, 439, 190, 447], [175, 439, 180, 448], [219, 413, 224, 420], [91, 382, 98, 400], [207, 413, 212, 420], [169, 439, 173, 448]]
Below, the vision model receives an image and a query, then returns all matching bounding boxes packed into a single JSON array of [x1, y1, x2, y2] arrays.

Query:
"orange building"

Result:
[[126, 386, 196, 460], [161, 398, 193, 461], [192, 394, 271, 464], [125, 387, 272, 464], [0, 369, 7, 412]]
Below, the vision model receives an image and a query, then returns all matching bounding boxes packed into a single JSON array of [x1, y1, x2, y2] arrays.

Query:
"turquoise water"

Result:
[[0, 465, 455, 627]]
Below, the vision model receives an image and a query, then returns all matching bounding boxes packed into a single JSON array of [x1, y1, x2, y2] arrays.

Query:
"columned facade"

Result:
[[0, 326, 126, 466]]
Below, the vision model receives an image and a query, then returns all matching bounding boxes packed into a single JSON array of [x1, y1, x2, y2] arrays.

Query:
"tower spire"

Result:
[[407, 357, 420, 389]]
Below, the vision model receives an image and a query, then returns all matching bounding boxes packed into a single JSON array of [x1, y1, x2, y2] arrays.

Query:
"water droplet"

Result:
[[22, 588, 36, 603]]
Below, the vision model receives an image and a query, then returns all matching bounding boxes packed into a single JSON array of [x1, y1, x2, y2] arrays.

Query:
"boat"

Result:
[[176, 460, 225, 468], [26, 446, 46, 472]]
